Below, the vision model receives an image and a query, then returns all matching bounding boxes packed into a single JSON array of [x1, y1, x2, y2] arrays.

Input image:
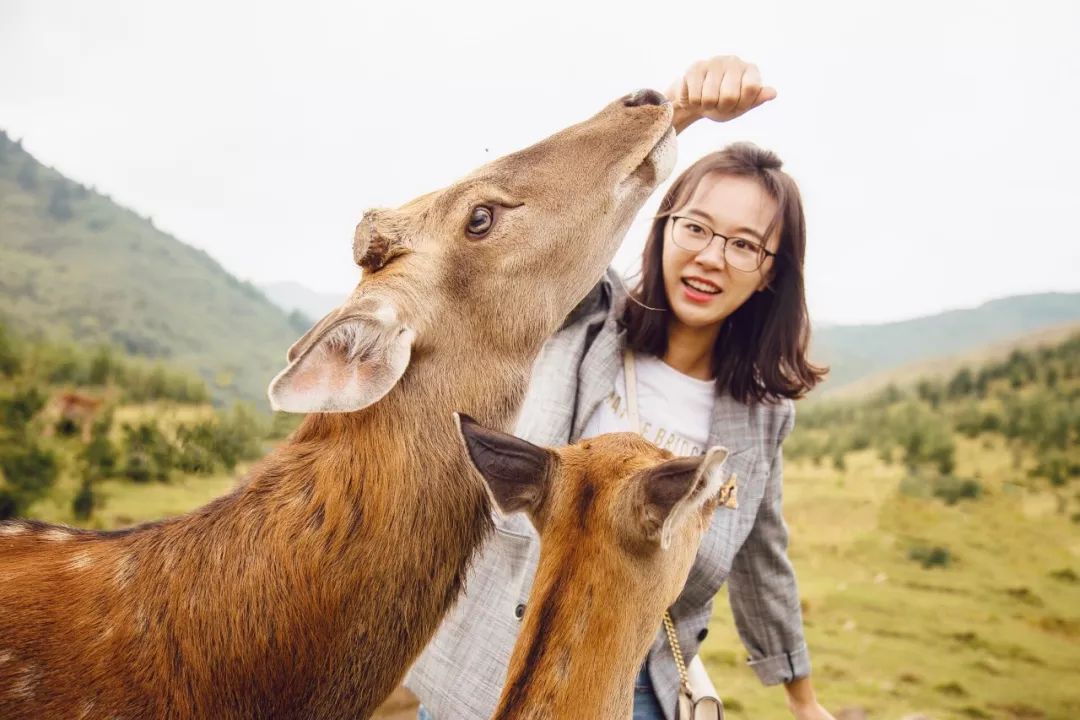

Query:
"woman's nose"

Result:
[[694, 239, 727, 270]]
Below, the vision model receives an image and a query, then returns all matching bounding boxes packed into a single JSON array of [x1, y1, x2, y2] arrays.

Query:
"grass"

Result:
[[699, 440, 1080, 720], [29, 428, 1078, 718]]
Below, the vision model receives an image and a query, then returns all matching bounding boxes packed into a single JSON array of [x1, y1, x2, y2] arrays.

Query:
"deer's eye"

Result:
[[466, 206, 494, 238]]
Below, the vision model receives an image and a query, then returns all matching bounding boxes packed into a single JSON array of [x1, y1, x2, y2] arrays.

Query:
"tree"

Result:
[[72, 475, 96, 520], [0, 386, 46, 432], [47, 181, 74, 221], [946, 368, 974, 398], [0, 442, 60, 519], [0, 323, 20, 377], [121, 421, 174, 483], [16, 159, 37, 191], [81, 412, 118, 478], [88, 346, 116, 385]]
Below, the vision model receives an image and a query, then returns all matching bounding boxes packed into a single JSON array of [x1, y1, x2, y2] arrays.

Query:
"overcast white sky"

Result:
[[2, 0, 1078, 324]]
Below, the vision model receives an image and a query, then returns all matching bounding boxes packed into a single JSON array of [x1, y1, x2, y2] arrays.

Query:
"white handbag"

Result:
[[624, 350, 724, 720]]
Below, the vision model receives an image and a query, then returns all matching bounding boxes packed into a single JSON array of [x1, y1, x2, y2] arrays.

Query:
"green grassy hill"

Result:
[[0, 130, 308, 405], [703, 334, 1080, 719], [814, 294, 1080, 393]]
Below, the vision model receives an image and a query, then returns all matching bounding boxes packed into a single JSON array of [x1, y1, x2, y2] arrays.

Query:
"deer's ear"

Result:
[[637, 447, 729, 549], [455, 413, 554, 524], [268, 298, 414, 414]]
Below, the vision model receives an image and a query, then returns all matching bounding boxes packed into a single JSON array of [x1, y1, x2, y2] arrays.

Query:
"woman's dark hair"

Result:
[[622, 142, 827, 404]]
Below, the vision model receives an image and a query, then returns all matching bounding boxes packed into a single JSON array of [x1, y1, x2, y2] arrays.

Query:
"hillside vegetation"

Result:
[[0, 322, 292, 525], [702, 335, 1080, 719], [0, 130, 309, 404]]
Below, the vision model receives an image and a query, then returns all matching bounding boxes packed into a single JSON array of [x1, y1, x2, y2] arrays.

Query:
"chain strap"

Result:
[[663, 610, 693, 695]]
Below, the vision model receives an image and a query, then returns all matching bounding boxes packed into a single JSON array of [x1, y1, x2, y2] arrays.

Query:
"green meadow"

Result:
[[3, 321, 1077, 720], [703, 340, 1080, 719]]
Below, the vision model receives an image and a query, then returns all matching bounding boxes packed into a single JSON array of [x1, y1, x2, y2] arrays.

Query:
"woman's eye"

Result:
[[687, 223, 706, 235], [466, 206, 494, 238]]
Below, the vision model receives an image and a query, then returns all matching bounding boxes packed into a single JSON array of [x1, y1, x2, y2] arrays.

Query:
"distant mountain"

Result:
[[258, 281, 345, 324], [828, 319, 1080, 398], [814, 292, 1080, 393], [0, 130, 309, 405]]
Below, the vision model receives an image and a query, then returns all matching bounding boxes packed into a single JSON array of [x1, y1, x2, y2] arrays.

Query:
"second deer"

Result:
[[457, 415, 729, 720]]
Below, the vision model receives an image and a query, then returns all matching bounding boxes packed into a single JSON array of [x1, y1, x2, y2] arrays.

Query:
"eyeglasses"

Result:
[[668, 215, 776, 272]]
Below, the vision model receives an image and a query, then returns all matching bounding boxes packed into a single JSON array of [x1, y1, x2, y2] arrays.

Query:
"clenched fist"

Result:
[[666, 55, 777, 133]]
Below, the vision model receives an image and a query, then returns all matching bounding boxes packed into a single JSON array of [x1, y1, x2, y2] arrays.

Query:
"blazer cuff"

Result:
[[747, 644, 811, 685]]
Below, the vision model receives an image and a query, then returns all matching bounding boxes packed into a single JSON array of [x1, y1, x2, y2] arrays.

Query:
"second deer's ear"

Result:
[[455, 413, 554, 524], [267, 297, 414, 414], [637, 447, 729, 549]]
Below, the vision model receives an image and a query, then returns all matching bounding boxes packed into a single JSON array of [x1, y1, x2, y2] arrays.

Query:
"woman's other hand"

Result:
[[790, 701, 837, 720], [785, 676, 836, 720], [666, 55, 777, 133]]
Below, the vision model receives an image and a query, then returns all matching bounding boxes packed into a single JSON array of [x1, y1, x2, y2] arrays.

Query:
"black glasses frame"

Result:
[[668, 215, 777, 271]]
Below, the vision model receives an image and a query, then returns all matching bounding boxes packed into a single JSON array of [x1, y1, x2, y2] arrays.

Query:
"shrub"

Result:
[[72, 476, 96, 520], [0, 386, 47, 432], [16, 159, 37, 190], [0, 442, 60, 518], [909, 544, 952, 568], [47, 181, 74, 221], [0, 323, 20, 377], [80, 412, 118, 479], [88, 346, 117, 385], [121, 421, 174, 483], [932, 476, 983, 505]]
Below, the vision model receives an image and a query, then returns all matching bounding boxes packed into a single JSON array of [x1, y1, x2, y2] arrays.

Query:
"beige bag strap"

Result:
[[623, 349, 641, 433], [623, 350, 723, 720]]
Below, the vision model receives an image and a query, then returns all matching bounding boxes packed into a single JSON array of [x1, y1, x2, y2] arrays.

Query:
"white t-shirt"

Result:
[[580, 352, 714, 457]]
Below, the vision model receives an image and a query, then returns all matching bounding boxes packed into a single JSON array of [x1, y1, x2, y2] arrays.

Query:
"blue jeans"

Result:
[[417, 665, 664, 719], [633, 664, 666, 719]]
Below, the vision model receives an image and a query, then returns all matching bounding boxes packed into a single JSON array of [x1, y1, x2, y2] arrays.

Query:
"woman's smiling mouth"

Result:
[[681, 276, 722, 302]]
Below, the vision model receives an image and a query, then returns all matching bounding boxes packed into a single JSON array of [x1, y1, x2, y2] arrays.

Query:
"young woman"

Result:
[[408, 56, 834, 720]]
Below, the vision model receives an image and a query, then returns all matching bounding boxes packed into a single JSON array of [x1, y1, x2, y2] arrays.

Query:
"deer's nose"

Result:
[[623, 89, 667, 107]]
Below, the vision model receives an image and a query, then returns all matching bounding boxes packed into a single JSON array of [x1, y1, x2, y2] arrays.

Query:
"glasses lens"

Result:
[[671, 217, 711, 252], [725, 237, 765, 272]]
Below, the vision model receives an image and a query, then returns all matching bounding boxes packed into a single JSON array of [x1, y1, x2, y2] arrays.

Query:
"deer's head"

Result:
[[456, 415, 729, 610], [269, 90, 674, 414]]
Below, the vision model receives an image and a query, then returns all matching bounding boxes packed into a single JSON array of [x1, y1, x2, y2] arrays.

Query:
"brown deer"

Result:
[[455, 416, 729, 720], [0, 90, 675, 719]]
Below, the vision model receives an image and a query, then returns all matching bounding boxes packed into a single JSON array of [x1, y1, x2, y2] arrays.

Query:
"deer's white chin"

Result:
[[618, 127, 677, 199]]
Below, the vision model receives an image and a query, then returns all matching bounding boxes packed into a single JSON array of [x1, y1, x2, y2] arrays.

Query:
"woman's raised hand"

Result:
[[666, 55, 777, 133]]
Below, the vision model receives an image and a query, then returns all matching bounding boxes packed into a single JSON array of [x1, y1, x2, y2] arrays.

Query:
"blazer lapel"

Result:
[[570, 319, 623, 442], [707, 392, 754, 456]]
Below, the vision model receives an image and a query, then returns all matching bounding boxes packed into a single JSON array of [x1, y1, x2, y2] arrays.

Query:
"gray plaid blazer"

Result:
[[406, 269, 810, 719]]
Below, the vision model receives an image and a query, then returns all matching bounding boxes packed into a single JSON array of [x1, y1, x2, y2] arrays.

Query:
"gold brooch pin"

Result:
[[717, 473, 738, 509]]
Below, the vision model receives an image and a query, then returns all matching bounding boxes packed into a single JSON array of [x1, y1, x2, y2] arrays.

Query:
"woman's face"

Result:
[[661, 173, 780, 330]]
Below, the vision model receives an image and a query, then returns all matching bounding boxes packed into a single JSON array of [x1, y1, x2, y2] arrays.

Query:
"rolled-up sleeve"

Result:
[[726, 406, 811, 685]]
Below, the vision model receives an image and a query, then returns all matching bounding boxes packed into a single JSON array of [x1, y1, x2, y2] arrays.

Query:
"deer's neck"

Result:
[[493, 544, 663, 720], [126, 351, 520, 716]]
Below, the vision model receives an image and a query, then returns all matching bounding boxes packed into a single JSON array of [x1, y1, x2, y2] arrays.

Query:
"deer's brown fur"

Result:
[[0, 92, 674, 719], [457, 423, 727, 720]]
